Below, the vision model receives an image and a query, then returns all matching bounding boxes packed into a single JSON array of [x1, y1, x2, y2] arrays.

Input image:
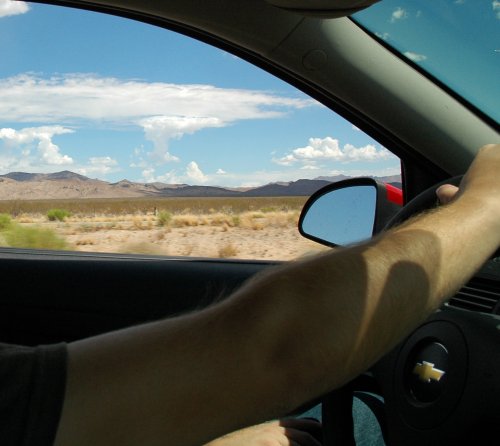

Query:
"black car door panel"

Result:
[[0, 249, 278, 345]]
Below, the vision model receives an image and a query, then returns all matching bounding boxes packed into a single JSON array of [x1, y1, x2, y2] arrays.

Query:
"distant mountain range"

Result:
[[0, 170, 402, 200]]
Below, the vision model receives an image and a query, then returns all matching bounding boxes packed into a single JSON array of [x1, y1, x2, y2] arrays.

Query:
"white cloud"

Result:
[[390, 7, 408, 23], [139, 162, 210, 185], [76, 156, 119, 177], [0, 74, 314, 125], [493, 1, 500, 19], [139, 115, 223, 163], [404, 51, 428, 62], [375, 32, 390, 41], [139, 159, 401, 187], [142, 167, 185, 185], [129, 146, 148, 169], [39, 138, 73, 165], [222, 164, 400, 188], [186, 161, 208, 183], [141, 168, 159, 183], [1, 73, 317, 173], [0, 0, 29, 18], [139, 163, 235, 185], [0, 126, 74, 170], [327, 166, 402, 178], [273, 137, 394, 167], [0, 126, 72, 146]]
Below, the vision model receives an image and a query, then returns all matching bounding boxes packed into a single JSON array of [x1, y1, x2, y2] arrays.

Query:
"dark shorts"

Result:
[[0, 343, 67, 446]]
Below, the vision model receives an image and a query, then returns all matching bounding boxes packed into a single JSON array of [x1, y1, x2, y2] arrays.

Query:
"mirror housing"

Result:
[[299, 178, 402, 247], [265, 0, 381, 17]]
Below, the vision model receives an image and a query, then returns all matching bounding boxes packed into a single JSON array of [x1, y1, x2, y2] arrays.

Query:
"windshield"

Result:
[[353, 0, 499, 124]]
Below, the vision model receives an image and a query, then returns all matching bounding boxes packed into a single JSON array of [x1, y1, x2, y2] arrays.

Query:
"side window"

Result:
[[0, 2, 401, 260]]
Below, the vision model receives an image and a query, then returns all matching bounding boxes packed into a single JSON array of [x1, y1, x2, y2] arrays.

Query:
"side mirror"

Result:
[[298, 178, 402, 247]]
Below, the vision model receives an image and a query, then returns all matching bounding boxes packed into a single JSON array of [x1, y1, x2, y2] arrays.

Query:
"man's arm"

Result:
[[54, 145, 500, 446]]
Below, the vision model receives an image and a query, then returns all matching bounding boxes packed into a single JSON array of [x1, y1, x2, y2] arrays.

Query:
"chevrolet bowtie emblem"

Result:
[[412, 361, 445, 383]]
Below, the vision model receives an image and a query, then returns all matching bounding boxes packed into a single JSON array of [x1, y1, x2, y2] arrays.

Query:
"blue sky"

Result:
[[355, 0, 499, 123], [8, 1, 493, 186]]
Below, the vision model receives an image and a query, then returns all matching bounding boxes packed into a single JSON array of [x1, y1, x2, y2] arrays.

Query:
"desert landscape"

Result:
[[0, 170, 401, 260], [0, 196, 329, 261]]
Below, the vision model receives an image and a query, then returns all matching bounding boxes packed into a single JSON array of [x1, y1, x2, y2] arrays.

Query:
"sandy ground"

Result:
[[26, 215, 329, 261]]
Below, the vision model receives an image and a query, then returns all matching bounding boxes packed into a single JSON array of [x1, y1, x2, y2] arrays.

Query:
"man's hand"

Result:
[[437, 144, 500, 213], [204, 419, 322, 446], [436, 184, 459, 205]]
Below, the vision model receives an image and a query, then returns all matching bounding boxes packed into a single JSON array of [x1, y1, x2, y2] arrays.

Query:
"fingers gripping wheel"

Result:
[[385, 175, 500, 258], [384, 175, 462, 230]]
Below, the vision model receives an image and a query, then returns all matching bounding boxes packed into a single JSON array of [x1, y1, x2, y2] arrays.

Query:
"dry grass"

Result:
[[75, 238, 95, 246], [0, 197, 328, 260], [172, 214, 201, 227], [120, 242, 164, 256], [218, 243, 238, 258], [0, 196, 307, 216]]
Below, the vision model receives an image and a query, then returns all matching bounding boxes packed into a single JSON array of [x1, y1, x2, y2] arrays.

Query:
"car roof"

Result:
[[29, 0, 500, 176]]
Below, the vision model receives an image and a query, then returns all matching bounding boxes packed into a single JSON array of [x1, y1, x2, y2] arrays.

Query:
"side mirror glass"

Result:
[[299, 178, 402, 247]]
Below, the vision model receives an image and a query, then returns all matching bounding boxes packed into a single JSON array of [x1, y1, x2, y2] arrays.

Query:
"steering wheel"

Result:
[[319, 176, 500, 445], [385, 175, 461, 228], [368, 175, 500, 445]]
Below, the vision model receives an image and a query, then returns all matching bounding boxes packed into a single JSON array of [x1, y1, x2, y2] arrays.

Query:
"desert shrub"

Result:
[[157, 211, 172, 227], [231, 215, 240, 227], [155, 231, 167, 241], [76, 239, 95, 246], [260, 206, 276, 213], [251, 221, 264, 230], [47, 208, 71, 222], [16, 214, 36, 223], [120, 242, 163, 255], [239, 212, 265, 230], [0, 214, 12, 231], [132, 216, 145, 230], [210, 213, 232, 226], [5, 226, 67, 250], [172, 215, 199, 227], [218, 243, 238, 258], [251, 212, 264, 218], [267, 211, 299, 228], [78, 223, 96, 233]]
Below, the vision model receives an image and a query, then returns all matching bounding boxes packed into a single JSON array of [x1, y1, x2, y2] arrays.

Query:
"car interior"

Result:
[[1, 0, 499, 444]]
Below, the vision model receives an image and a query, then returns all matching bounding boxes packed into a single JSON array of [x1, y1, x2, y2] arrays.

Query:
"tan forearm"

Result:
[[55, 146, 500, 446], [239, 190, 500, 405], [55, 195, 499, 446]]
